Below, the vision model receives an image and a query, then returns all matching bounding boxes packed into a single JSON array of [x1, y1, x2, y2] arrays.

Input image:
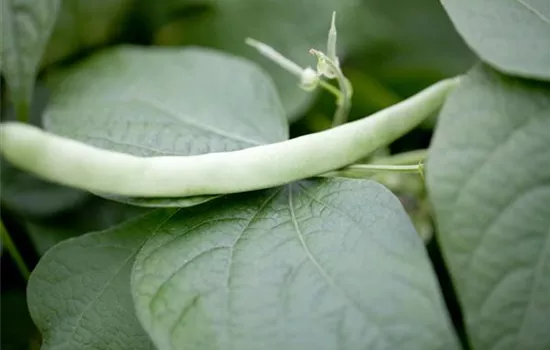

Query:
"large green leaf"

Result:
[[40, 0, 134, 68], [1, 0, 60, 120], [143, 0, 390, 119], [427, 64, 550, 349], [441, 0, 550, 81], [43, 46, 288, 207], [132, 179, 458, 350], [27, 210, 175, 350]]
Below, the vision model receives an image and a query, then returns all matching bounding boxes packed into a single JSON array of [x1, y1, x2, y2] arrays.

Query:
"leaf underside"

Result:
[[441, 0, 550, 81], [427, 63, 550, 350], [132, 179, 458, 350], [28, 178, 459, 350]]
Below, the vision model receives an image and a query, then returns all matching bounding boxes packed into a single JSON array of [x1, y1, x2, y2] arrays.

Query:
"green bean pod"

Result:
[[0, 77, 460, 197]]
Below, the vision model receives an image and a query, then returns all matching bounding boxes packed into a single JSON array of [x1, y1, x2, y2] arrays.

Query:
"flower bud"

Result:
[[300, 67, 320, 91]]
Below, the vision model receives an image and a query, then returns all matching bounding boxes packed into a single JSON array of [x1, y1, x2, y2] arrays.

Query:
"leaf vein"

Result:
[[516, 0, 550, 24], [117, 97, 263, 147], [63, 210, 179, 347], [288, 183, 387, 345], [224, 188, 284, 348], [513, 203, 550, 349]]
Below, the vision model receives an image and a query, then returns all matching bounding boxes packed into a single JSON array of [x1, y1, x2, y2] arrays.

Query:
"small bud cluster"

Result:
[[246, 11, 353, 126], [246, 11, 342, 92]]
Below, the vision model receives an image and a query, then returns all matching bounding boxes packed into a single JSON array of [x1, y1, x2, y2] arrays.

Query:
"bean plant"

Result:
[[0, 1, 548, 350]]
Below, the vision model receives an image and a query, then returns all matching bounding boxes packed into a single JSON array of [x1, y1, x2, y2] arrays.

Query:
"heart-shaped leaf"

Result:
[[132, 179, 458, 350], [427, 64, 550, 349]]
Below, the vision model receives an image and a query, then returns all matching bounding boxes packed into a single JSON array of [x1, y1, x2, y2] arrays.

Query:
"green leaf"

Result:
[[40, 0, 134, 68], [27, 210, 175, 350], [43, 46, 288, 207], [427, 64, 550, 349], [1, 0, 60, 120], [144, 0, 390, 119], [132, 179, 458, 350], [441, 0, 550, 81]]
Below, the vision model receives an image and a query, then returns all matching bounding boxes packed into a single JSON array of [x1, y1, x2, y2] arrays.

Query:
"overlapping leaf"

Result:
[[441, 0, 550, 80], [132, 179, 458, 350], [427, 64, 550, 349]]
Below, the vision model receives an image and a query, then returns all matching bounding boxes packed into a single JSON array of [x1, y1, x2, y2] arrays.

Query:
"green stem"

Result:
[[319, 80, 342, 100], [330, 66, 352, 127], [1, 220, 30, 281], [309, 49, 353, 127], [347, 164, 421, 172], [321, 164, 422, 179], [418, 162, 425, 182]]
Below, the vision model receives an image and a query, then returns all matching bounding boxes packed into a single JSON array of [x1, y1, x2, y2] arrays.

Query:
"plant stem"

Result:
[[319, 80, 342, 100], [346, 164, 422, 173], [321, 164, 422, 179], [309, 49, 353, 127], [246, 37, 343, 102], [330, 67, 352, 127], [245, 38, 303, 77], [0, 219, 30, 281]]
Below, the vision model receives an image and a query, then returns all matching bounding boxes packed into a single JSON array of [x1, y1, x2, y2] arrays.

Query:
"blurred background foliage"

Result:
[[1, 0, 474, 348]]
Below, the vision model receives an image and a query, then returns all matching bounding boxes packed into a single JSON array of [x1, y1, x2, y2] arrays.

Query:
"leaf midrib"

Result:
[[516, 0, 550, 25], [287, 183, 388, 345]]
